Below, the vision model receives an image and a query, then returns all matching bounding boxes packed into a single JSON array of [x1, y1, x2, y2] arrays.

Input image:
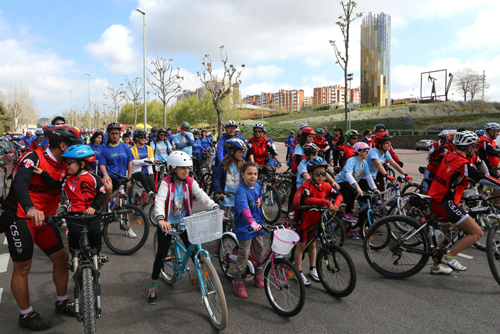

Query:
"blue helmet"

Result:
[[306, 157, 329, 172], [62, 144, 96, 162], [225, 138, 248, 151], [316, 128, 325, 134], [476, 129, 485, 137], [35, 130, 43, 135], [374, 124, 386, 132]]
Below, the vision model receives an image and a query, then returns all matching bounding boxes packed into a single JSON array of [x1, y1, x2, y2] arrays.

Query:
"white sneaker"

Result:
[[148, 191, 156, 199], [300, 272, 311, 286], [309, 268, 320, 282], [126, 227, 137, 238], [441, 255, 467, 271], [430, 265, 453, 275]]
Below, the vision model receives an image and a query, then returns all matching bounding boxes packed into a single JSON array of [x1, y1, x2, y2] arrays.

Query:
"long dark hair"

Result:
[[90, 132, 103, 145]]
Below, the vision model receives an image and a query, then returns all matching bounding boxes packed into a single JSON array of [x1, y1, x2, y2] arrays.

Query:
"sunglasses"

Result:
[[66, 160, 78, 166], [109, 132, 120, 136], [363, 149, 370, 153], [138, 136, 146, 139], [254, 130, 262, 133], [313, 171, 327, 177], [159, 134, 165, 136], [54, 122, 65, 125]]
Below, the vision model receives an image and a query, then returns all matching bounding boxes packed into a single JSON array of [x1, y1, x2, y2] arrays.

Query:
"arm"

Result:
[[212, 163, 225, 194], [216, 138, 224, 163], [388, 158, 405, 174], [388, 145, 400, 162], [89, 175, 106, 210], [155, 180, 169, 222], [37, 170, 65, 189], [11, 152, 39, 213], [485, 142, 500, 157]]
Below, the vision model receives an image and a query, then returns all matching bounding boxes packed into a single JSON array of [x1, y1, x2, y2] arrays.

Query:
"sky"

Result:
[[0, 0, 499, 119]]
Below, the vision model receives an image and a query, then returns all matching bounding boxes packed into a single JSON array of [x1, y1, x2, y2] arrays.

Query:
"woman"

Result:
[[130, 129, 156, 198], [150, 128, 173, 164], [88, 131, 104, 174]]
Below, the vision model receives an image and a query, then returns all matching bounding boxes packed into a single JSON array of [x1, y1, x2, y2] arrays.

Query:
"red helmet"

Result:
[[374, 131, 393, 145], [301, 127, 316, 135]]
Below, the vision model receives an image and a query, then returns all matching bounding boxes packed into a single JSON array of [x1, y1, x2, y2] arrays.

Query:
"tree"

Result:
[[5, 84, 38, 132], [198, 46, 245, 137], [329, 0, 363, 130], [104, 85, 125, 123], [122, 76, 143, 129], [147, 57, 183, 127], [453, 68, 490, 102]]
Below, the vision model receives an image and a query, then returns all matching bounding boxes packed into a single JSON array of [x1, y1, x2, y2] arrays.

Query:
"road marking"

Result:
[[0, 288, 3, 304], [457, 253, 474, 260], [3, 237, 6, 245], [0, 253, 9, 273]]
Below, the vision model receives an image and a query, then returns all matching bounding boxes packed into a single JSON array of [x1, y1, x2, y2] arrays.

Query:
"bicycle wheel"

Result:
[[486, 223, 500, 286], [278, 179, 292, 205], [218, 234, 238, 280], [160, 238, 178, 285], [360, 212, 383, 241], [198, 254, 228, 331], [363, 215, 430, 279], [263, 257, 305, 317], [316, 243, 356, 297], [148, 203, 158, 227], [82, 268, 96, 334], [261, 184, 282, 225], [200, 172, 213, 195], [103, 204, 150, 255], [324, 216, 345, 246], [401, 182, 423, 194]]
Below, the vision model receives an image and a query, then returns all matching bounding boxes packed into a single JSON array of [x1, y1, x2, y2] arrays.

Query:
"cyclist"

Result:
[[150, 151, 219, 304], [207, 132, 214, 147], [165, 127, 175, 148], [323, 126, 335, 164], [174, 122, 194, 157], [192, 129, 204, 177], [122, 133, 134, 147], [88, 132, 104, 174], [339, 130, 359, 170], [235, 127, 245, 141], [216, 120, 238, 165], [150, 127, 173, 164], [361, 129, 372, 145], [425, 132, 456, 193], [296, 143, 319, 189], [430, 131, 448, 154], [478, 123, 500, 178], [332, 127, 344, 167], [428, 131, 500, 272], [371, 124, 403, 167], [51, 115, 66, 126], [285, 130, 295, 162], [247, 123, 280, 167], [148, 126, 158, 145], [0, 125, 82, 331], [313, 128, 330, 156], [28, 129, 45, 151], [20, 131, 35, 148], [130, 129, 156, 198]]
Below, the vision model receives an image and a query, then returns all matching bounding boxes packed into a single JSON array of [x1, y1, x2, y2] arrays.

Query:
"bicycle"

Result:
[[288, 205, 356, 297], [217, 223, 306, 317], [257, 161, 282, 224], [45, 210, 128, 334], [153, 210, 228, 330]]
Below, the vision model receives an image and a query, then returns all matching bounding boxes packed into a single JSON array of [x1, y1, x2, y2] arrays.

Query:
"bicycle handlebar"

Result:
[[44, 209, 132, 226], [109, 172, 133, 182]]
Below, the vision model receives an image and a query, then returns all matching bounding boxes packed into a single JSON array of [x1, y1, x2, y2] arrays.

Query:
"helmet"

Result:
[[225, 138, 248, 151], [166, 127, 172, 131], [446, 132, 456, 143], [151, 126, 159, 133], [316, 128, 325, 134], [44, 125, 82, 146], [484, 123, 500, 130], [438, 131, 448, 139], [193, 129, 200, 135], [224, 120, 237, 128], [298, 123, 308, 130], [263, 128, 267, 134], [303, 143, 319, 155], [345, 130, 359, 140], [306, 157, 329, 172], [167, 151, 192, 170], [42, 125, 49, 131], [453, 131, 479, 147], [374, 131, 393, 145], [6, 132, 11, 136], [62, 144, 96, 162], [352, 142, 370, 153], [289, 131, 295, 135], [301, 127, 315, 135], [475, 129, 485, 137], [235, 127, 240, 132], [253, 123, 265, 131], [207, 132, 212, 136], [107, 122, 121, 132], [35, 130, 43, 135], [374, 124, 386, 132], [51, 115, 66, 125], [180, 122, 190, 130], [157, 127, 167, 135], [133, 129, 147, 138]]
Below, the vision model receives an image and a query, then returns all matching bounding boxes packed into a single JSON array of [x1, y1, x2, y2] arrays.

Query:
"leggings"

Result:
[[67, 217, 102, 254], [287, 175, 297, 213], [132, 172, 155, 193], [339, 179, 371, 214]]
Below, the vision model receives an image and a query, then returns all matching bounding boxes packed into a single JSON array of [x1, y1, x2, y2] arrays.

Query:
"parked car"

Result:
[[415, 139, 435, 151], [0, 138, 16, 175]]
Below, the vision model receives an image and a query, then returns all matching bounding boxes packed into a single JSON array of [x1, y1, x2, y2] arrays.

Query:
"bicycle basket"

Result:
[[272, 227, 300, 255], [182, 210, 223, 244]]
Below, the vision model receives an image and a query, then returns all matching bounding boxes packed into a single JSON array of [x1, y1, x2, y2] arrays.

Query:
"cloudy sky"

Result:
[[0, 0, 498, 118]]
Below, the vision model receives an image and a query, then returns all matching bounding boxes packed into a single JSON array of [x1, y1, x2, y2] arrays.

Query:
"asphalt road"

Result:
[[2, 147, 499, 334]]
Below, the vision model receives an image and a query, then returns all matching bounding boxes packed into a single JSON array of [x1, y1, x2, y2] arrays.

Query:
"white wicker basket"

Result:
[[182, 210, 223, 244], [272, 227, 300, 255]]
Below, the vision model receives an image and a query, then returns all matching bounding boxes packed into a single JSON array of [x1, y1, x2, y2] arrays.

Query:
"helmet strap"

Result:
[[172, 170, 186, 183]]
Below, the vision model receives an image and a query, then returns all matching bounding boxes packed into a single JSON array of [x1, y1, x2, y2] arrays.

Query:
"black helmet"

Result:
[[133, 129, 147, 138], [193, 129, 200, 135], [157, 128, 167, 135], [166, 127, 172, 131], [151, 126, 159, 133], [107, 122, 121, 132], [51, 115, 66, 125], [181, 122, 190, 131], [44, 125, 82, 146]]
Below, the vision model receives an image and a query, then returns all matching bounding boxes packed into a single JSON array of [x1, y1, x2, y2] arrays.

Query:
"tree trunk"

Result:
[[216, 106, 223, 140], [163, 103, 167, 127], [134, 106, 138, 129]]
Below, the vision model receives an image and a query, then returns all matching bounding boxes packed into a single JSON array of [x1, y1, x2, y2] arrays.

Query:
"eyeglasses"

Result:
[[363, 149, 370, 153], [254, 130, 262, 133], [109, 132, 120, 136], [159, 134, 165, 136], [313, 171, 327, 177], [368, 133, 372, 135], [54, 122, 65, 125], [66, 160, 78, 166]]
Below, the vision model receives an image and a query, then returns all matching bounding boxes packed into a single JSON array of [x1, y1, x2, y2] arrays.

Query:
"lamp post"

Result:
[[85, 72, 90, 128], [137, 8, 147, 131], [347, 73, 353, 130]]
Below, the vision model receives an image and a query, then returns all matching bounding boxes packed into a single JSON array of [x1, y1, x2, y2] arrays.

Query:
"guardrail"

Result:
[[386, 129, 442, 136]]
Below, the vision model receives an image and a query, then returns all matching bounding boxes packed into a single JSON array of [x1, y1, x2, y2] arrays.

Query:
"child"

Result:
[[293, 157, 343, 286], [150, 151, 219, 304], [232, 161, 265, 298], [33, 144, 106, 255]]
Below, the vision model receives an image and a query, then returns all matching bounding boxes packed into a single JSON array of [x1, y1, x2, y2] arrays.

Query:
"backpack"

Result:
[[292, 181, 311, 222]]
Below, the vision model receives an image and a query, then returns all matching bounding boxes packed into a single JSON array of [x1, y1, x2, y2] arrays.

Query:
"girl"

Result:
[[150, 151, 219, 304], [88, 131, 104, 174], [232, 162, 265, 298]]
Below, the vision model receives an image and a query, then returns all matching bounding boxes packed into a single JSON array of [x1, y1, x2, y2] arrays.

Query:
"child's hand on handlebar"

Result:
[[85, 207, 96, 215], [250, 222, 262, 232], [159, 220, 171, 234], [329, 204, 339, 212]]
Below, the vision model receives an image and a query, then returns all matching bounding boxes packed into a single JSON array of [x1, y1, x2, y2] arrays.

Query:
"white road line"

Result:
[[0, 253, 9, 273], [3, 237, 6, 245], [0, 288, 3, 304], [457, 253, 474, 260]]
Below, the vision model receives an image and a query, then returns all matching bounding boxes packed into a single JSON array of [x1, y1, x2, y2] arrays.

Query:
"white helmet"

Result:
[[167, 151, 192, 170], [484, 123, 500, 130], [453, 131, 479, 146], [298, 123, 308, 130]]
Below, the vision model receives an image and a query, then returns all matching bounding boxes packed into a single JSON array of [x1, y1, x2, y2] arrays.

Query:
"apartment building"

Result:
[[312, 85, 360, 105], [244, 89, 304, 111]]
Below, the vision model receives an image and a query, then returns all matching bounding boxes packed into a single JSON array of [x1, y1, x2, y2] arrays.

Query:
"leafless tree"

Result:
[[6, 84, 38, 132], [198, 46, 245, 136], [104, 85, 125, 123], [147, 56, 183, 127], [329, 0, 363, 130], [454, 68, 490, 102], [122, 76, 143, 129]]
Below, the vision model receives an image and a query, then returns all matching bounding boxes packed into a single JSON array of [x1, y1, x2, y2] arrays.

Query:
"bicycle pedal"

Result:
[[191, 278, 199, 286], [162, 256, 173, 262], [99, 256, 109, 263]]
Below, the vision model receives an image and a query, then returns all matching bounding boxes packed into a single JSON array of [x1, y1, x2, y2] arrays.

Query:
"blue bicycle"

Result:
[[153, 210, 228, 330]]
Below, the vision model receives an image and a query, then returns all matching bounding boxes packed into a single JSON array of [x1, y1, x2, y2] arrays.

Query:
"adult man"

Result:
[[234, 127, 245, 141], [216, 120, 238, 164], [21, 131, 36, 148], [28, 129, 45, 151], [247, 123, 280, 166], [174, 122, 194, 157], [0, 126, 82, 331]]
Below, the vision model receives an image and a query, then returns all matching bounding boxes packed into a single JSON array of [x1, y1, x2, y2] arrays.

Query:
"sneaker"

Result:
[[19, 311, 52, 331], [126, 227, 137, 238], [232, 279, 248, 298], [343, 213, 356, 223], [345, 230, 359, 240], [300, 272, 311, 286], [253, 273, 264, 288], [281, 208, 289, 214], [309, 268, 320, 282], [430, 265, 453, 275], [441, 255, 467, 271], [214, 245, 219, 257], [148, 287, 158, 304], [55, 299, 77, 317], [148, 191, 156, 199]]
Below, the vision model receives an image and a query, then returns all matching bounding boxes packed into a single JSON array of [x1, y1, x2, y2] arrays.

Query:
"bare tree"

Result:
[[329, 0, 363, 130], [122, 76, 143, 129], [453, 68, 490, 102], [104, 85, 125, 123], [198, 46, 245, 136], [6, 84, 38, 132], [147, 57, 183, 127]]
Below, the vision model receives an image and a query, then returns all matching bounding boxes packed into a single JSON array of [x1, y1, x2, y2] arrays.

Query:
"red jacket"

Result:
[[428, 150, 469, 204], [63, 172, 106, 212], [298, 179, 343, 230]]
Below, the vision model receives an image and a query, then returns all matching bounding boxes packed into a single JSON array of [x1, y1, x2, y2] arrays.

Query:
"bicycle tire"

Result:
[[363, 215, 430, 279], [82, 268, 96, 334], [149, 203, 158, 227], [160, 237, 177, 285], [278, 179, 292, 205], [325, 216, 345, 246], [401, 182, 423, 194], [198, 254, 228, 330], [200, 172, 213, 195], [218, 234, 238, 280], [263, 257, 305, 317], [486, 223, 500, 286], [316, 243, 357, 297], [261, 184, 282, 225], [103, 204, 149, 255]]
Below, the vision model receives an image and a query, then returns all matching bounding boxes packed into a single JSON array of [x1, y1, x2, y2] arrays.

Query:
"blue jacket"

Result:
[[216, 133, 233, 164], [174, 132, 194, 156], [200, 137, 210, 150], [213, 161, 227, 194]]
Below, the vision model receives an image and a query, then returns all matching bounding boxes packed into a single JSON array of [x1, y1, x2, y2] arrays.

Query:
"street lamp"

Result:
[[137, 8, 147, 131], [347, 73, 353, 130], [85, 72, 90, 128]]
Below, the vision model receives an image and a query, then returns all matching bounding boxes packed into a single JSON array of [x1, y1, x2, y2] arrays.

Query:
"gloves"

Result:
[[404, 174, 413, 181], [397, 161, 404, 168], [277, 162, 282, 167], [385, 174, 396, 182], [250, 222, 262, 232]]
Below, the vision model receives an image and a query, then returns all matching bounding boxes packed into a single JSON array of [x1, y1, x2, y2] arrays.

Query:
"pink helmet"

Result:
[[352, 142, 369, 153]]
